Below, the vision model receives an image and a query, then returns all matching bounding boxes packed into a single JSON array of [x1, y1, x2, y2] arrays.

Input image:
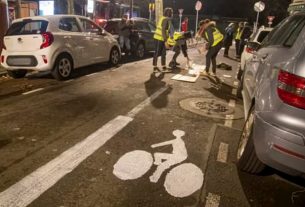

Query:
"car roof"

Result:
[[12, 15, 89, 23], [107, 17, 150, 22]]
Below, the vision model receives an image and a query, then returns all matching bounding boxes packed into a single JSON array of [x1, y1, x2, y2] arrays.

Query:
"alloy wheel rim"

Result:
[[58, 58, 71, 77], [112, 50, 119, 64], [237, 110, 254, 160]]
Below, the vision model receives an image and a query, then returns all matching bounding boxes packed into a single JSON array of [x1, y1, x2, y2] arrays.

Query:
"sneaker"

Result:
[[153, 67, 160, 73], [200, 71, 208, 76], [175, 62, 181, 66], [210, 72, 216, 77]]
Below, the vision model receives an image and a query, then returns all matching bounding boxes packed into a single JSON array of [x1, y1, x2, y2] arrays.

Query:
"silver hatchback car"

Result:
[[237, 13, 305, 177]]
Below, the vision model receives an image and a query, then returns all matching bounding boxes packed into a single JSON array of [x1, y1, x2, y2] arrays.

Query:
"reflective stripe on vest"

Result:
[[205, 28, 224, 47], [236, 28, 242, 40], [154, 16, 168, 41]]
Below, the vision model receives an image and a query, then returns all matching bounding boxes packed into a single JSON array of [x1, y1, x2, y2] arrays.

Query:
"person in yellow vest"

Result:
[[198, 19, 224, 77], [153, 8, 173, 73], [235, 22, 244, 58]]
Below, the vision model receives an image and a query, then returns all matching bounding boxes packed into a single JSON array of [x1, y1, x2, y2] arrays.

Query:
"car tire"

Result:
[[136, 42, 145, 59], [52, 54, 73, 81], [237, 106, 266, 174], [109, 47, 120, 66], [7, 69, 27, 79]]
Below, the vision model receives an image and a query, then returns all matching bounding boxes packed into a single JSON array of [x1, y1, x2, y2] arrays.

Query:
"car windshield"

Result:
[[6, 20, 48, 36], [256, 31, 271, 43]]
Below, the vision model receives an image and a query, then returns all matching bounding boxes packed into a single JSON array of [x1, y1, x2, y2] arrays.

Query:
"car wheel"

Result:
[[109, 47, 120, 65], [7, 69, 27, 79], [237, 106, 266, 174], [52, 54, 73, 81], [136, 43, 145, 59]]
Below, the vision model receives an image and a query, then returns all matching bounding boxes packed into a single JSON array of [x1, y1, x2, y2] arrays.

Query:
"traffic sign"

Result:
[[179, 9, 184, 16], [267, 16, 275, 22], [254, 1, 265, 12], [195, 1, 202, 11]]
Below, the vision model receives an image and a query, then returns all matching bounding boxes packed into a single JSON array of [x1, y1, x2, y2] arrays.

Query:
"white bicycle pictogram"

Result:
[[113, 130, 204, 198]]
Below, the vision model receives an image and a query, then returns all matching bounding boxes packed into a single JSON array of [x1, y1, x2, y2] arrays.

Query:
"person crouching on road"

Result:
[[153, 8, 173, 73], [198, 19, 224, 77], [167, 32, 191, 69]]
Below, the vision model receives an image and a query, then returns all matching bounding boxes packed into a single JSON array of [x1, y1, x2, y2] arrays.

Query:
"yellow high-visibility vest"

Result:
[[205, 28, 224, 47], [167, 32, 184, 46], [154, 16, 169, 41], [235, 28, 242, 40]]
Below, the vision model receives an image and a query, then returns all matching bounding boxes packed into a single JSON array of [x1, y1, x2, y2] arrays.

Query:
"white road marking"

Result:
[[86, 73, 99, 77], [127, 86, 169, 118], [232, 88, 237, 96], [64, 79, 74, 83], [216, 142, 229, 163], [233, 81, 239, 87], [22, 88, 44, 95], [224, 115, 234, 128], [0, 86, 169, 207], [228, 99, 236, 108], [205, 193, 221, 207]]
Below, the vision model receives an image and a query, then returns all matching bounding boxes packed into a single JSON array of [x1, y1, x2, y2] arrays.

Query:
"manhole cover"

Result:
[[180, 98, 244, 120]]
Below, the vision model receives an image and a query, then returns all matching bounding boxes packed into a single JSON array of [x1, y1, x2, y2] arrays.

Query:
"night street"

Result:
[[0, 48, 304, 207]]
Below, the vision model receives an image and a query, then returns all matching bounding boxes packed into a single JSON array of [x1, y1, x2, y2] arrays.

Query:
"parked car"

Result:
[[237, 26, 273, 97], [237, 13, 305, 178], [104, 17, 156, 58], [0, 15, 121, 80]]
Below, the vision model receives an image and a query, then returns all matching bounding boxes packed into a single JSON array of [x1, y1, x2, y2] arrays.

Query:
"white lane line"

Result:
[[228, 99, 236, 108], [233, 81, 239, 87], [205, 193, 221, 207], [0, 86, 169, 207], [216, 142, 229, 163], [127, 86, 169, 118], [86, 73, 99, 77], [224, 115, 234, 128], [22, 88, 44, 95], [64, 79, 74, 83], [232, 88, 237, 96]]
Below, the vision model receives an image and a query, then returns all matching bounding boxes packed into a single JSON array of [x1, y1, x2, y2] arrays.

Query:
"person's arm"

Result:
[[161, 18, 169, 41]]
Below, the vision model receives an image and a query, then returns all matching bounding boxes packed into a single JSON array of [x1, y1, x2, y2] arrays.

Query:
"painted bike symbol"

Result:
[[113, 130, 204, 198]]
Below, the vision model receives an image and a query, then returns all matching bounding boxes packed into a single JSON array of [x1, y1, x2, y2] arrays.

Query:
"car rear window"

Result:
[[262, 14, 305, 47], [6, 20, 48, 36], [256, 31, 270, 43]]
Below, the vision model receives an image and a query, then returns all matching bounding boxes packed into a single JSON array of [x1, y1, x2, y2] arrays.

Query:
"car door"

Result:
[[78, 17, 109, 63], [58, 17, 84, 67]]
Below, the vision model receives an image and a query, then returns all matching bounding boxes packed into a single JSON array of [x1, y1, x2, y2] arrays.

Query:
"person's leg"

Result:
[[172, 46, 181, 63], [153, 40, 162, 67], [235, 40, 240, 57], [239, 40, 245, 56], [224, 44, 229, 57], [161, 42, 167, 68], [125, 37, 131, 53], [119, 36, 124, 50], [205, 49, 212, 73], [211, 44, 222, 74]]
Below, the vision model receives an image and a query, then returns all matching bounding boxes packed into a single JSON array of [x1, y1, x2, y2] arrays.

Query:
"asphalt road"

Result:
[[0, 48, 304, 207]]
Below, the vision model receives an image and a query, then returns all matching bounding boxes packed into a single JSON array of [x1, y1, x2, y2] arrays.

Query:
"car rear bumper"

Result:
[[253, 113, 305, 176], [1, 49, 53, 71]]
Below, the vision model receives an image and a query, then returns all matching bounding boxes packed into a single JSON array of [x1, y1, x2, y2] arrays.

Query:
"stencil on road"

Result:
[[113, 130, 204, 198]]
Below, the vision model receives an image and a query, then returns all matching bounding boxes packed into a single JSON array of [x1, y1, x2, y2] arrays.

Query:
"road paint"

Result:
[[224, 115, 234, 128], [127, 86, 169, 118], [205, 193, 221, 207], [113, 150, 153, 180], [216, 142, 229, 163], [233, 81, 239, 87], [164, 163, 204, 198], [22, 88, 44, 95], [86, 73, 99, 77], [0, 86, 169, 207], [228, 99, 236, 108], [113, 130, 204, 198], [232, 88, 237, 96], [64, 79, 74, 83]]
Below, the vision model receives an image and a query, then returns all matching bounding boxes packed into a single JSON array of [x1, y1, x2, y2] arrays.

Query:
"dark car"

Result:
[[104, 17, 156, 58]]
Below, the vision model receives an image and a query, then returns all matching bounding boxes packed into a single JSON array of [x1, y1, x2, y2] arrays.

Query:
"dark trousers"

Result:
[[172, 43, 188, 63], [235, 39, 240, 56], [224, 45, 230, 56], [206, 42, 222, 73], [153, 40, 166, 67], [239, 39, 247, 56]]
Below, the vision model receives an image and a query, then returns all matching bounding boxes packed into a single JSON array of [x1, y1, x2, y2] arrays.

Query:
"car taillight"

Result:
[[245, 46, 254, 54], [40, 32, 54, 49], [1, 55, 4, 63], [277, 70, 305, 110]]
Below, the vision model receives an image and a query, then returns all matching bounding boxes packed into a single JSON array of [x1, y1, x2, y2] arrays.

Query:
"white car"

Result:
[[0, 15, 121, 80], [240, 27, 273, 72]]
